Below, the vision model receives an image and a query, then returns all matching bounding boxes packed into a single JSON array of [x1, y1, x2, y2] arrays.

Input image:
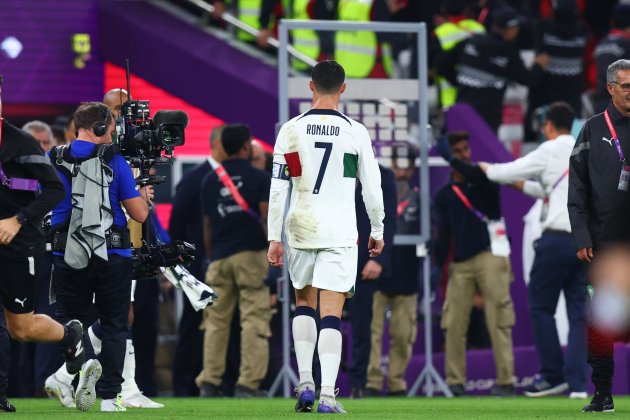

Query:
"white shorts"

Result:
[[287, 246, 358, 297]]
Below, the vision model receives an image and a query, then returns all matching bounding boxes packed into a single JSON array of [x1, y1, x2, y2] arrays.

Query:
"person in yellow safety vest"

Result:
[[334, 0, 400, 79], [211, 0, 266, 42], [257, 0, 326, 71], [433, 0, 485, 109]]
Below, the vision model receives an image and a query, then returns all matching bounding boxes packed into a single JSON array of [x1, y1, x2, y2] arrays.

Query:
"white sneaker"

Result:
[[570, 391, 588, 399], [101, 393, 126, 412], [121, 391, 164, 408], [44, 373, 76, 408], [75, 359, 102, 412]]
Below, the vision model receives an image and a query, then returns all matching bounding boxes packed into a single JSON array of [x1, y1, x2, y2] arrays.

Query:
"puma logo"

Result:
[[14, 297, 27, 308], [602, 136, 613, 146]]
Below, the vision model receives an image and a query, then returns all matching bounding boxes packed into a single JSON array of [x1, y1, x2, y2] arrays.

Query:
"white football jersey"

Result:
[[268, 108, 384, 249]]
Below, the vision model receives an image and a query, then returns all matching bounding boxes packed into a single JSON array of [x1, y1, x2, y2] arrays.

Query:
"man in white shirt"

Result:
[[267, 60, 385, 413], [479, 102, 587, 398]]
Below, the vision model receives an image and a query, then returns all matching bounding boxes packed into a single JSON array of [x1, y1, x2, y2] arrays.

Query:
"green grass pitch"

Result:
[[3, 396, 627, 419]]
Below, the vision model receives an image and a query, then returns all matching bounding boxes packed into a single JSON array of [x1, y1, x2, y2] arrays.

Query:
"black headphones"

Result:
[[92, 104, 111, 137]]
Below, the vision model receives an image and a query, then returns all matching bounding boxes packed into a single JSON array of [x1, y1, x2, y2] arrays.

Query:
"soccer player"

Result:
[[267, 60, 385, 413]]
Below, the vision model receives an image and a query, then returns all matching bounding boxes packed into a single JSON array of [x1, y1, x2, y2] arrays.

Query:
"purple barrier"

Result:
[[0, 0, 103, 104], [336, 342, 630, 396], [444, 104, 535, 347], [98, 0, 279, 142]]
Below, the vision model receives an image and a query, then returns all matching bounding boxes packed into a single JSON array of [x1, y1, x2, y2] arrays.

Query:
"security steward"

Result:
[[436, 6, 548, 132], [0, 74, 85, 412], [196, 124, 272, 398], [569, 59, 630, 413], [49, 102, 153, 412]]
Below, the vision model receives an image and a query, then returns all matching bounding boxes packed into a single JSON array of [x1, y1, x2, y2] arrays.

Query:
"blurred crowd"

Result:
[[172, 0, 630, 141]]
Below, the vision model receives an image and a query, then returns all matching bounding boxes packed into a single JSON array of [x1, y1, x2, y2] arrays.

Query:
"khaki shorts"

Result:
[[287, 246, 358, 297]]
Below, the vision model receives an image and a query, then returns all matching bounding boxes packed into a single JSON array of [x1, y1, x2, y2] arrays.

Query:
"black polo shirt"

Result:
[[201, 158, 270, 261]]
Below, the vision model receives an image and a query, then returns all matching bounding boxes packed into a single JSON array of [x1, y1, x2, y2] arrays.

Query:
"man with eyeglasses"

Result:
[[569, 58, 630, 413]]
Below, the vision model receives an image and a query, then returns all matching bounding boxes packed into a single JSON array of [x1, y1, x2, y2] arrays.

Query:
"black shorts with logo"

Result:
[[0, 253, 36, 314]]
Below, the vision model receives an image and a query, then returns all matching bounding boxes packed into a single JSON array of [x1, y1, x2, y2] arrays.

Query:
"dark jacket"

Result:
[[530, 17, 588, 114], [170, 160, 212, 278], [378, 184, 421, 296], [437, 32, 544, 131], [0, 119, 65, 257], [356, 165, 396, 280], [434, 159, 501, 268], [568, 101, 630, 250]]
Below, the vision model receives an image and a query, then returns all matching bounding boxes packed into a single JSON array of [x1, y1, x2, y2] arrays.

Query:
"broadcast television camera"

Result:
[[115, 60, 194, 275]]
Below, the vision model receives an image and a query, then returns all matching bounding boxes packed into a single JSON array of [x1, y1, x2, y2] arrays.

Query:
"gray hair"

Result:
[[22, 120, 53, 138], [209, 124, 226, 147], [607, 59, 630, 84]]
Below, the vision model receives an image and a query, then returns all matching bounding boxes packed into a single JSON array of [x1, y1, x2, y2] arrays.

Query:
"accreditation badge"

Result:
[[618, 165, 630, 192], [487, 218, 511, 257]]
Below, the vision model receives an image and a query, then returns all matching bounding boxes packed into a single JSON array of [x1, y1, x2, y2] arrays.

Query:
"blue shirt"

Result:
[[50, 140, 140, 257]]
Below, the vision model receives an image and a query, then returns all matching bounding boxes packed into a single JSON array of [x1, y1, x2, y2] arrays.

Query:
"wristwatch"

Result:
[[15, 212, 27, 226]]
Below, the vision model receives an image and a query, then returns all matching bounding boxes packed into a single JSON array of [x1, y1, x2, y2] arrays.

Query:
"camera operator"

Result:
[[45, 90, 163, 410], [0, 75, 85, 412], [49, 102, 153, 412]]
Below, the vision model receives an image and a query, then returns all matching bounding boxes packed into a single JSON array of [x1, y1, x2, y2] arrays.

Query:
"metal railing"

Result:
[[181, 0, 318, 67]]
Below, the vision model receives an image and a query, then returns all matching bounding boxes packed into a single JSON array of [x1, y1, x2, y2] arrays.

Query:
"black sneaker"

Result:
[[449, 384, 466, 397], [491, 384, 515, 397], [0, 398, 16, 412], [351, 388, 363, 399], [234, 385, 267, 398], [199, 382, 221, 397], [61, 320, 84, 375], [583, 392, 614, 413], [524, 375, 568, 397]]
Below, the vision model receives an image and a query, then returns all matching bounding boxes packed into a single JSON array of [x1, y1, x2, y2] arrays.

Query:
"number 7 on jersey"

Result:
[[313, 142, 332, 194]]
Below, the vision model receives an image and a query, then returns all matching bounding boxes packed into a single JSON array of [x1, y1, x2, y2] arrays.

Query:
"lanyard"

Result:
[[451, 184, 487, 222], [214, 165, 259, 221], [0, 118, 40, 192], [604, 110, 626, 163], [543, 169, 569, 203]]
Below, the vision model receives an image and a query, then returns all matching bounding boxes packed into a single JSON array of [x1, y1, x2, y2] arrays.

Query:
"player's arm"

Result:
[[356, 127, 385, 256], [268, 126, 290, 266]]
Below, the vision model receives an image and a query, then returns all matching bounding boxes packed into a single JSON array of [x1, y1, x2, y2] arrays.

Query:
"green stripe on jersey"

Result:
[[343, 153, 358, 178]]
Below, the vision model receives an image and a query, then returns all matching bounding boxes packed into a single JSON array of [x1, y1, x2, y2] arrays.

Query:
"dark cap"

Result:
[[492, 7, 522, 29], [221, 124, 251, 156]]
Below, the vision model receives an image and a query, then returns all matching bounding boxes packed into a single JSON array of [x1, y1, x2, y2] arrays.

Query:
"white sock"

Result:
[[121, 339, 139, 394], [318, 328, 342, 398], [56, 363, 76, 384], [88, 326, 102, 356], [292, 314, 317, 385]]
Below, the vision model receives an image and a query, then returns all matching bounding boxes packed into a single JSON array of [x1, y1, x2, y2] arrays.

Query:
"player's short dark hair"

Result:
[[221, 124, 251, 156], [446, 131, 469, 146], [613, 4, 630, 29], [312, 60, 345, 94], [545, 102, 574, 131], [73, 102, 113, 131], [0, 74, 3, 88]]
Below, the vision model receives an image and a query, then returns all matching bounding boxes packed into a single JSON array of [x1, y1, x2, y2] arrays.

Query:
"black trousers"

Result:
[[33, 252, 63, 393], [348, 279, 378, 390], [54, 254, 131, 399], [131, 277, 159, 396], [172, 298, 203, 396]]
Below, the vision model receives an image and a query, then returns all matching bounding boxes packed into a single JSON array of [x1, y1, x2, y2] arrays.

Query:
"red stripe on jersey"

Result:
[[284, 152, 302, 177]]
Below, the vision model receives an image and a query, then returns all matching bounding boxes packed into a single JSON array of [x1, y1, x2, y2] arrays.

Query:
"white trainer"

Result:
[[101, 393, 126, 412], [570, 391, 588, 399], [75, 359, 102, 412], [121, 391, 164, 408], [44, 373, 76, 408]]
